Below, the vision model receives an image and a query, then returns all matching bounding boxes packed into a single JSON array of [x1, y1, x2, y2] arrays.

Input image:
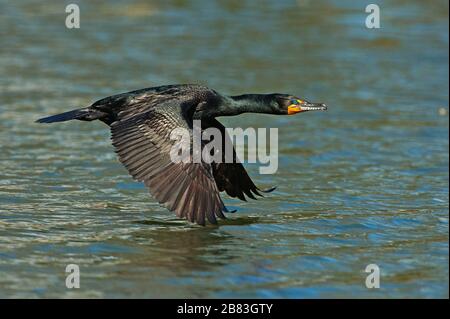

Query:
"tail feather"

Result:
[[36, 108, 91, 123]]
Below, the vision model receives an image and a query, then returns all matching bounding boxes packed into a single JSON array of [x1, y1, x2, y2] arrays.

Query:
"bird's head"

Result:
[[270, 94, 327, 115]]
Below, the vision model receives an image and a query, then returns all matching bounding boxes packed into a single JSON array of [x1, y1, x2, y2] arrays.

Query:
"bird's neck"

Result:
[[219, 94, 274, 116]]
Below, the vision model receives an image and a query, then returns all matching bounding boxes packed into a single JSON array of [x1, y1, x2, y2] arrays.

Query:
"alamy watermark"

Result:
[[65, 264, 80, 289], [365, 264, 380, 288], [169, 120, 279, 174], [64, 4, 381, 30], [365, 4, 381, 29], [65, 4, 80, 29]]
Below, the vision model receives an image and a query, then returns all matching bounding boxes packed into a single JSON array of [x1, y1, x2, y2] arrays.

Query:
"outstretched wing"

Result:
[[209, 119, 275, 201], [110, 100, 227, 225]]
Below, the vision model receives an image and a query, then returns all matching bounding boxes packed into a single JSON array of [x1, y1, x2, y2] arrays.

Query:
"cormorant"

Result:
[[36, 84, 327, 225]]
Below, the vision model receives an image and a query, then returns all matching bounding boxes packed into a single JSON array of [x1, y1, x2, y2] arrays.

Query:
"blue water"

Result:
[[0, 0, 448, 298]]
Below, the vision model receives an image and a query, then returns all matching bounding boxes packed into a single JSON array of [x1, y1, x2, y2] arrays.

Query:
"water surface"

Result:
[[0, 0, 448, 298]]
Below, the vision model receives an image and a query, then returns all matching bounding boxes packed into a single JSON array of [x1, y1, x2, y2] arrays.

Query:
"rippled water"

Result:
[[0, 0, 448, 298]]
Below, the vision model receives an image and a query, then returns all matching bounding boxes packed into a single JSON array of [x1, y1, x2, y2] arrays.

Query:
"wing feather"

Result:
[[110, 103, 227, 225], [209, 119, 274, 201]]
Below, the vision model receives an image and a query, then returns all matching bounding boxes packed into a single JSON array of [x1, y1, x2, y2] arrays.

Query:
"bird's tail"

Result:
[[36, 108, 103, 123]]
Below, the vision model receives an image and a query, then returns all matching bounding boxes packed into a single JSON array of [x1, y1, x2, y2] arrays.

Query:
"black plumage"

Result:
[[36, 84, 326, 225]]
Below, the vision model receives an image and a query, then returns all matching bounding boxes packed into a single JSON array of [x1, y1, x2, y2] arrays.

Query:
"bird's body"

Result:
[[37, 84, 326, 225]]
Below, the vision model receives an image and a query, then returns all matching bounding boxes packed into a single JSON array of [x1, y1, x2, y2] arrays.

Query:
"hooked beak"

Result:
[[287, 102, 327, 115]]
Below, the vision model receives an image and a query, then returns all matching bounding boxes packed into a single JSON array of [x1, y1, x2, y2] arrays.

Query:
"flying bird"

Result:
[[36, 84, 327, 225]]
